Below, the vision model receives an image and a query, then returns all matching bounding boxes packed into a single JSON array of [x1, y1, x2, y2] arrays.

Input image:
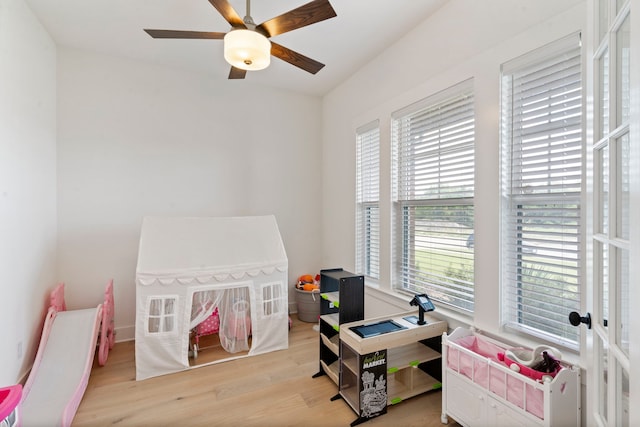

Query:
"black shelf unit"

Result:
[[312, 268, 364, 384]]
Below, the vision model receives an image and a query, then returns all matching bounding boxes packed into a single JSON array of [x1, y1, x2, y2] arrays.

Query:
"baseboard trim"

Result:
[[114, 325, 135, 342]]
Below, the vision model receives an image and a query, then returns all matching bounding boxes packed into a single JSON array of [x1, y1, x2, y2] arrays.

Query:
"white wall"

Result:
[[56, 48, 323, 339], [0, 0, 57, 384], [321, 0, 586, 333]]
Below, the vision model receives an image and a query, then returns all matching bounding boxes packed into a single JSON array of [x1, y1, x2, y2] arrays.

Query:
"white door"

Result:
[[584, 0, 638, 425]]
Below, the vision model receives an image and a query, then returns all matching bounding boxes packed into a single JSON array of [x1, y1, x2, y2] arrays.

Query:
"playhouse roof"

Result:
[[136, 215, 288, 286]]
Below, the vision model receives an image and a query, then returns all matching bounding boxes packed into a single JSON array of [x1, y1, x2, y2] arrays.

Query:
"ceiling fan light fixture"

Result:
[[224, 29, 271, 71]]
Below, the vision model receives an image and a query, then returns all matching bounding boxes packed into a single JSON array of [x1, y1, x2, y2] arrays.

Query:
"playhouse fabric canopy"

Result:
[[136, 215, 288, 286], [135, 215, 289, 380]]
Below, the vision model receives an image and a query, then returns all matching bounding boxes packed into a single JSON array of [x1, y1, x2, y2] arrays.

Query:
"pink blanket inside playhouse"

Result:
[[447, 335, 545, 419]]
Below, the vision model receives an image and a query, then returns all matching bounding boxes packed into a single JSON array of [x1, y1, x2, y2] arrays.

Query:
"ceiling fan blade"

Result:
[[208, 0, 246, 28], [228, 66, 247, 79], [256, 0, 336, 38], [270, 42, 325, 75], [144, 29, 226, 39]]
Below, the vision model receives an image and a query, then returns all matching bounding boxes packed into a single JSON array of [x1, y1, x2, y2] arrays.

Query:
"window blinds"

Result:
[[501, 33, 582, 347], [393, 88, 475, 201], [392, 81, 475, 312], [356, 121, 380, 279]]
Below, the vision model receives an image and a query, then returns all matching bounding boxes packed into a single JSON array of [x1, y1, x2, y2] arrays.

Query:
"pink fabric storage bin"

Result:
[[446, 334, 546, 419]]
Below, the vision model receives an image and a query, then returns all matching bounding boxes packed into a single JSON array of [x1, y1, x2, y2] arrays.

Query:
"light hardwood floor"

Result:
[[73, 315, 458, 427]]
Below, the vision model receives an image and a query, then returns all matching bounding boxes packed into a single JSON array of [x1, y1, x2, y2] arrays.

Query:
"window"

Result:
[[500, 33, 582, 348], [262, 282, 286, 316], [392, 80, 475, 312], [147, 296, 178, 334], [356, 121, 380, 279]]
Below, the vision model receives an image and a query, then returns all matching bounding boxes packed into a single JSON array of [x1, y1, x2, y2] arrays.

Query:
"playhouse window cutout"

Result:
[[262, 282, 285, 316], [147, 296, 177, 334]]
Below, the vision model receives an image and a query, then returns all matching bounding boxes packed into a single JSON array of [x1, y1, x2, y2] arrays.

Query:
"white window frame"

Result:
[[500, 32, 583, 349], [355, 120, 380, 280], [261, 281, 286, 317], [391, 79, 475, 312], [146, 295, 179, 336]]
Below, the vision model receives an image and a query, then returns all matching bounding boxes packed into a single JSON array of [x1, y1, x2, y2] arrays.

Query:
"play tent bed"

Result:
[[134, 215, 289, 381]]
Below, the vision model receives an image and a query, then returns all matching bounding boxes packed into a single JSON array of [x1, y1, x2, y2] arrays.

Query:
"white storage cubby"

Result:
[[441, 327, 580, 427]]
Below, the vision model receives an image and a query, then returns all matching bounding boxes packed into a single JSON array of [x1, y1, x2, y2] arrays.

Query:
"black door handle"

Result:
[[569, 311, 591, 329]]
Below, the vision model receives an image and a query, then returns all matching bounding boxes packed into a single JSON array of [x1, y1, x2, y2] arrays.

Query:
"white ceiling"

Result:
[[24, 0, 449, 96]]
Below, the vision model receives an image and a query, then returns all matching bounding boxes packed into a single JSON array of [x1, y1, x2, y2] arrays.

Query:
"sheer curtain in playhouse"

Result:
[[190, 285, 254, 354], [135, 215, 289, 381]]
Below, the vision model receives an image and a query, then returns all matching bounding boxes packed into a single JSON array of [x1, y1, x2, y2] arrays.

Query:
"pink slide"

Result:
[[20, 280, 115, 427]]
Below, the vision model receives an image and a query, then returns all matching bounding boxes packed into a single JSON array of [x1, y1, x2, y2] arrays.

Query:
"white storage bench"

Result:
[[441, 327, 580, 427]]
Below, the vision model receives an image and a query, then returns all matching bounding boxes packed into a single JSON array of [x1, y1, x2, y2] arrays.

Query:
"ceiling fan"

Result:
[[144, 0, 337, 79]]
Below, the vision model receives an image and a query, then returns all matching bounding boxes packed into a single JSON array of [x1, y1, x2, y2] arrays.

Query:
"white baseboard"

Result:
[[114, 325, 135, 342]]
